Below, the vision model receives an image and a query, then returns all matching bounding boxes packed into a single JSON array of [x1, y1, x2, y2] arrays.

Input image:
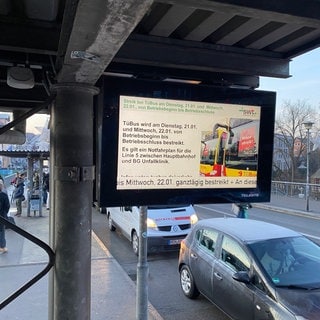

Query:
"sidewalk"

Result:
[[254, 194, 320, 219], [0, 204, 163, 320], [0, 194, 319, 319]]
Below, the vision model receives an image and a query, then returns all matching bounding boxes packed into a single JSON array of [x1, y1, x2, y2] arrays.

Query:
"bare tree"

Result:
[[274, 99, 318, 182]]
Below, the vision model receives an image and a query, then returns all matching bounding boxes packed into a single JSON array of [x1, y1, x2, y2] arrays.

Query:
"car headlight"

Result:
[[190, 213, 198, 225], [147, 218, 158, 229]]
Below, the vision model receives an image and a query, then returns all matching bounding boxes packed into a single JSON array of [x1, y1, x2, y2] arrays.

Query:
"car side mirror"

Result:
[[232, 271, 251, 284], [124, 206, 132, 212]]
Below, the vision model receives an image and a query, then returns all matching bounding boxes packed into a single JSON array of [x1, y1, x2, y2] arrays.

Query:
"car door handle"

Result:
[[191, 252, 197, 259], [214, 272, 223, 280]]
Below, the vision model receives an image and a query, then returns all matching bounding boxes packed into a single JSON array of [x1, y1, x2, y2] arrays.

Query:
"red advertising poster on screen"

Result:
[[239, 126, 256, 156]]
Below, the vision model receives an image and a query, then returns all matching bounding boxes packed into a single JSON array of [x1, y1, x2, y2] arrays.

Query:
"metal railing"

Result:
[[0, 216, 55, 309], [0, 174, 55, 309], [271, 180, 320, 201]]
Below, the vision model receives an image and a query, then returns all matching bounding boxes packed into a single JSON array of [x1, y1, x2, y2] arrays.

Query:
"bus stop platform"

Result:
[[0, 206, 163, 320]]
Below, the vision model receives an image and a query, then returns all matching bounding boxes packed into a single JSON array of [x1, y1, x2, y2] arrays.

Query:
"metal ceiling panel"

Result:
[[149, 5, 195, 37], [215, 18, 268, 46], [0, 0, 320, 110], [248, 25, 314, 50], [184, 12, 234, 41]]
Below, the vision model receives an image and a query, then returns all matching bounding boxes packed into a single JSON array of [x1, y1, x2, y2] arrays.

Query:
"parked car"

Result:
[[107, 205, 198, 255], [178, 218, 320, 320]]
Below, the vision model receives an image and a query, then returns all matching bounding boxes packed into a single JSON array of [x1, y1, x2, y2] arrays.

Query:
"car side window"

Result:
[[251, 269, 274, 299], [252, 271, 267, 292], [199, 229, 218, 254], [220, 236, 250, 272]]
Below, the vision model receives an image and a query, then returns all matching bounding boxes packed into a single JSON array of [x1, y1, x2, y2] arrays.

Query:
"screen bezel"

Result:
[[97, 77, 276, 207]]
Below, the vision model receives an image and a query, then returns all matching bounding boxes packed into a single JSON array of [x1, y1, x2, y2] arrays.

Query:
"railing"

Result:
[[0, 174, 55, 309], [271, 181, 320, 201], [0, 216, 55, 309]]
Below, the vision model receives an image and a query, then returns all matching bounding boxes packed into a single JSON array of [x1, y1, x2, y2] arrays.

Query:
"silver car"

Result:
[[178, 218, 320, 320]]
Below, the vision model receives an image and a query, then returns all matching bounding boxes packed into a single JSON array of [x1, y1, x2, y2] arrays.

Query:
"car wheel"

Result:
[[108, 214, 116, 231], [180, 265, 199, 299], [132, 231, 139, 256]]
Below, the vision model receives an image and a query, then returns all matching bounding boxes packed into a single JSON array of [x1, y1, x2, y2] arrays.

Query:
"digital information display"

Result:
[[117, 95, 260, 190], [97, 77, 276, 207]]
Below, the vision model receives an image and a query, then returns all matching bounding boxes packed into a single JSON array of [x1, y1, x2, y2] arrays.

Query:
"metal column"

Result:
[[136, 206, 149, 320], [39, 158, 43, 217], [50, 83, 99, 320], [26, 157, 33, 216]]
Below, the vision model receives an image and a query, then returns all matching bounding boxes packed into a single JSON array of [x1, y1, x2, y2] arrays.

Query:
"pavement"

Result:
[[0, 193, 319, 320], [254, 193, 320, 219], [0, 198, 163, 320]]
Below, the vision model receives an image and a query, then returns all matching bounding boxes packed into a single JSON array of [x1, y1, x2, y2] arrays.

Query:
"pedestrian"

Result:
[[44, 173, 50, 210], [232, 203, 251, 218], [10, 172, 19, 202], [13, 173, 25, 217], [11, 172, 19, 186], [0, 181, 10, 254], [43, 172, 49, 206]]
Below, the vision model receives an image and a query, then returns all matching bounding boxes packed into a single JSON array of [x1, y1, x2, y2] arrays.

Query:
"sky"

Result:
[[27, 114, 49, 134], [259, 47, 320, 109]]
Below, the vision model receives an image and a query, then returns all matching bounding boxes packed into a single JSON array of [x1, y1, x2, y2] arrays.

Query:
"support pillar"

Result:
[[27, 157, 33, 216], [50, 83, 99, 320], [39, 158, 43, 217]]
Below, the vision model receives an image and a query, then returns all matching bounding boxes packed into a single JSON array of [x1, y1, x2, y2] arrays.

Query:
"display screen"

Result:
[[97, 77, 276, 207], [118, 96, 260, 189]]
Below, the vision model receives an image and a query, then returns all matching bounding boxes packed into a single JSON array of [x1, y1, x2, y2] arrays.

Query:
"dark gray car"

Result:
[[178, 218, 320, 320]]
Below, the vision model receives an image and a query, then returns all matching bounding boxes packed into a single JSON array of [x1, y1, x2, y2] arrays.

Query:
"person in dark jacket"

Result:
[[236, 203, 252, 218], [43, 172, 49, 206], [13, 173, 25, 217], [0, 182, 10, 254]]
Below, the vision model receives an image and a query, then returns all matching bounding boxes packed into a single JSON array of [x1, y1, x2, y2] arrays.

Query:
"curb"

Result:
[[253, 203, 320, 220]]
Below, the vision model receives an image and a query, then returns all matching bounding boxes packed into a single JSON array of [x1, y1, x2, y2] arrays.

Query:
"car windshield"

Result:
[[248, 236, 320, 288]]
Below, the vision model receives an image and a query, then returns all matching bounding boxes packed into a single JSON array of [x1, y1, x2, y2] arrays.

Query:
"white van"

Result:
[[107, 205, 198, 255]]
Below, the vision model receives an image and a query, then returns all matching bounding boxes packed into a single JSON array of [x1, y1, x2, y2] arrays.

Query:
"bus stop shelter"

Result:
[[0, 150, 50, 216], [0, 1, 320, 319]]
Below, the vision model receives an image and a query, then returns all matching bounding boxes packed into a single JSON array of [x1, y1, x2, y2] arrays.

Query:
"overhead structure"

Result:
[[0, 0, 319, 111], [1, 1, 320, 319]]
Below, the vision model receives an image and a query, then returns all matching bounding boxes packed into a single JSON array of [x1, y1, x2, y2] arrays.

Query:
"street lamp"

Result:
[[303, 121, 314, 211]]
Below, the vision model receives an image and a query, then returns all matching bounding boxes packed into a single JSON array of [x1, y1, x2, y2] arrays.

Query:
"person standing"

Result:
[[233, 203, 251, 218], [10, 172, 19, 202], [13, 173, 25, 217], [11, 172, 19, 186], [43, 172, 49, 206], [0, 182, 10, 254]]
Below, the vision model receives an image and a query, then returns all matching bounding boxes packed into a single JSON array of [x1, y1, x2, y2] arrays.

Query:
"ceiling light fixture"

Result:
[[163, 78, 201, 84], [7, 66, 35, 89]]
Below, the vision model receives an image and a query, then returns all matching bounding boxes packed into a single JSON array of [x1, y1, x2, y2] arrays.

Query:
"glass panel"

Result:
[[249, 237, 320, 287], [221, 236, 250, 272]]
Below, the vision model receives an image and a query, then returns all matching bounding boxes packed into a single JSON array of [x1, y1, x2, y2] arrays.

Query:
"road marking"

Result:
[[195, 204, 234, 217], [194, 205, 320, 241]]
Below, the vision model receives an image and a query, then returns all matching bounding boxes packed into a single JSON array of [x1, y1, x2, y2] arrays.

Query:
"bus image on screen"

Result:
[[200, 119, 259, 177]]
